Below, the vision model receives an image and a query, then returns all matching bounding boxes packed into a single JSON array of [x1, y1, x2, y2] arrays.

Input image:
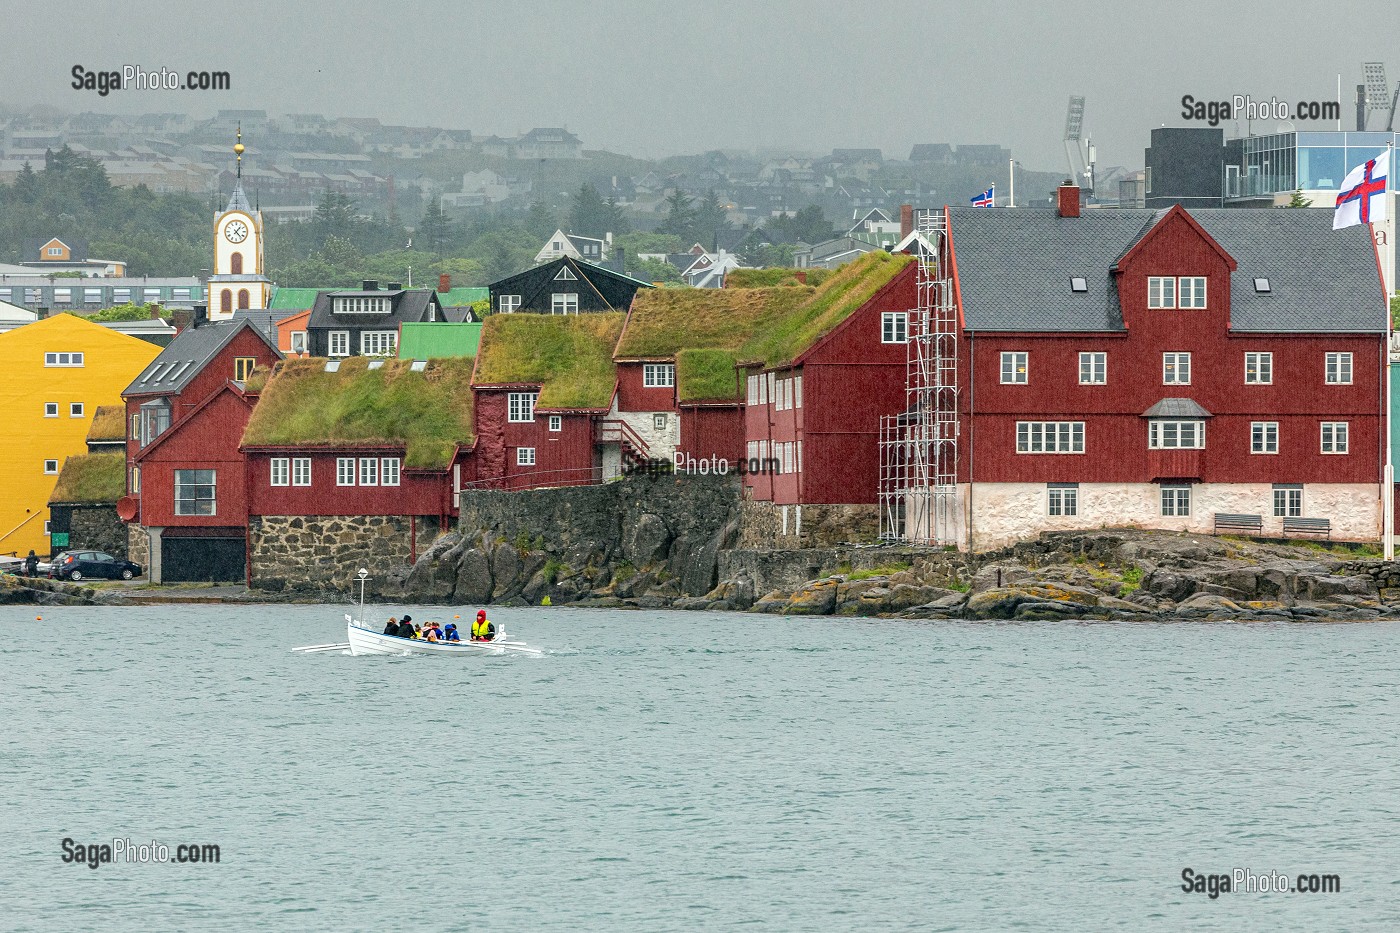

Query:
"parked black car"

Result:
[[48, 551, 143, 582]]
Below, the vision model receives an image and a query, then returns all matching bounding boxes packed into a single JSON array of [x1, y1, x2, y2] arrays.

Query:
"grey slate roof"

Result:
[[1141, 398, 1213, 418], [124, 320, 273, 397], [229, 309, 283, 342], [306, 288, 441, 331], [948, 206, 1385, 334], [226, 181, 252, 213]]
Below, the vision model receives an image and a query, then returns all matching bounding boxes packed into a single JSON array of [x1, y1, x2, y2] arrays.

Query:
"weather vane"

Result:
[[234, 124, 244, 180]]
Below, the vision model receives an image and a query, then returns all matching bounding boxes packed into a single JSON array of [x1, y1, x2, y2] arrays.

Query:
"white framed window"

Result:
[[653, 413, 667, 431], [292, 457, 311, 486], [44, 352, 84, 367], [359, 457, 379, 486], [1078, 352, 1106, 385], [112, 288, 131, 303], [549, 415, 562, 432], [551, 292, 579, 314], [43, 459, 58, 474], [1048, 483, 1079, 516], [1321, 422, 1349, 454], [517, 447, 536, 466], [746, 374, 759, 405], [1160, 485, 1191, 516], [336, 457, 356, 486], [1273, 484, 1302, 518], [1163, 352, 1191, 385], [1001, 351, 1028, 384], [1178, 276, 1207, 309], [1325, 352, 1352, 385], [1251, 422, 1279, 454], [1148, 276, 1176, 309], [1148, 420, 1205, 449], [290, 331, 308, 354], [270, 457, 290, 486], [131, 414, 139, 438], [44, 402, 58, 418], [53, 288, 72, 304], [328, 331, 350, 357], [44, 520, 51, 534], [47, 246, 62, 256], [381, 458, 400, 487], [555, 267, 578, 280], [360, 331, 397, 357], [174, 469, 216, 516], [130, 466, 140, 494], [881, 311, 908, 343], [508, 392, 538, 423], [794, 374, 803, 408], [1245, 352, 1272, 384], [499, 294, 521, 313], [332, 296, 391, 314], [643, 363, 675, 387], [1015, 421, 1085, 454], [83, 287, 103, 304]]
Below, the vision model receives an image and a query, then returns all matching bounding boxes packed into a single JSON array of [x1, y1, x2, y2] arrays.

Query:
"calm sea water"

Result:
[[2, 604, 1398, 931]]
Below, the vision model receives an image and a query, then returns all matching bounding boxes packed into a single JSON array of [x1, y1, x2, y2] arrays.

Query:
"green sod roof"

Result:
[[268, 287, 325, 311], [398, 322, 481, 359], [242, 356, 474, 469], [86, 405, 126, 443], [49, 453, 125, 504], [724, 267, 835, 288], [437, 286, 489, 306], [619, 251, 914, 396], [475, 313, 625, 410]]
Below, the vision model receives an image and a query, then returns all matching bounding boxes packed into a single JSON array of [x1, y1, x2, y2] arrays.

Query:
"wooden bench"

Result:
[[1282, 517, 1331, 539], [1214, 513, 1263, 535]]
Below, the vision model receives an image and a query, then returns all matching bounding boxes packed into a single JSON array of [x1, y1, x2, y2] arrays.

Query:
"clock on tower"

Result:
[[208, 126, 272, 319]]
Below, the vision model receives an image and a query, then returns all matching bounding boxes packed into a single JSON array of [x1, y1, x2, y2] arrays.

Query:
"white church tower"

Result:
[[208, 127, 271, 319]]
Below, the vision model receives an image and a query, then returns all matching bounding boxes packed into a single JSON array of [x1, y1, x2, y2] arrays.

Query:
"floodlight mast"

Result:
[[1063, 96, 1094, 194]]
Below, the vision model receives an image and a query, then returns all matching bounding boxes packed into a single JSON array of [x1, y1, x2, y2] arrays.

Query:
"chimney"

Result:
[[438, 273, 451, 293], [361, 279, 379, 291], [171, 309, 192, 332], [386, 282, 403, 291], [1057, 182, 1081, 218], [794, 270, 808, 284], [614, 246, 626, 273], [900, 204, 913, 239], [191, 304, 208, 328], [1356, 84, 1368, 132], [149, 302, 162, 320], [37, 306, 49, 320]]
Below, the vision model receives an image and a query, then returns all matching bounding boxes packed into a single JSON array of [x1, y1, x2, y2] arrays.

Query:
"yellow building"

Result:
[[0, 314, 161, 558]]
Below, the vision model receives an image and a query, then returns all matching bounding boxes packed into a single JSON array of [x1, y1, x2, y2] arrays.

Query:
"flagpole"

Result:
[[1386, 142, 1395, 561], [1009, 158, 1015, 208]]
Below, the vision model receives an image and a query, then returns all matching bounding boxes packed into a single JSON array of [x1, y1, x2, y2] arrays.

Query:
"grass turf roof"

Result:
[[49, 453, 125, 504], [676, 348, 739, 403], [724, 267, 834, 289], [86, 405, 126, 443], [475, 313, 625, 409], [242, 356, 474, 469]]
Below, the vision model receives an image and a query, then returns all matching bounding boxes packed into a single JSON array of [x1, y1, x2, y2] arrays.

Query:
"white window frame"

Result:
[[360, 331, 398, 357], [881, 311, 908, 344], [270, 457, 290, 486], [551, 292, 579, 314], [44, 402, 58, 418], [794, 374, 803, 408], [549, 415, 562, 432], [1148, 420, 1205, 450], [1245, 352, 1272, 385], [1001, 351, 1029, 385], [1160, 485, 1192, 517], [358, 457, 379, 486], [43, 459, 58, 474], [292, 457, 311, 487], [328, 331, 350, 357], [1015, 421, 1085, 454], [381, 458, 400, 487], [653, 413, 667, 432], [1273, 485, 1303, 518], [336, 457, 356, 486], [290, 331, 308, 354], [1163, 352, 1191, 385], [1047, 484, 1079, 517], [1321, 422, 1349, 454], [1147, 276, 1176, 309], [1178, 276, 1207, 309], [508, 392, 538, 423], [174, 469, 217, 516], [1325, 352, 1352, 385], [44, 352, 85, 368], [499, 294, 521, 313], [746, 375, 759, 405], [1078, 352, 1106, 385], [1251, 422, 1279, 454], [517, 447, 536, 466], [643, 363, 675, 387]]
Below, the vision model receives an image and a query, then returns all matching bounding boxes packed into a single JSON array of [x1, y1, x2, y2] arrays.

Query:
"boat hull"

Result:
[[345, 617, 539, 657]]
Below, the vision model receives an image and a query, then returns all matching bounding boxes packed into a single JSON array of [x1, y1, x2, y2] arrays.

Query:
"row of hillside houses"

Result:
[[73, 192, 1391, 588]]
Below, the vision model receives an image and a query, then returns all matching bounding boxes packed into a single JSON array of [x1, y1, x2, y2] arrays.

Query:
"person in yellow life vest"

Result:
[[471, 610, 495, 642]]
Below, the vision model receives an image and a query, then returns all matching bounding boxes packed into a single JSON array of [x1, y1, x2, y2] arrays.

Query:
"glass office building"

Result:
[[1225, 131, 1399, 201]]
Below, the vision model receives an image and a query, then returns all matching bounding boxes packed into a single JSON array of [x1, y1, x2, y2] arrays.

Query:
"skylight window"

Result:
[[1253, 277, 1271, 293], [325, 361, 340, 372], [367, 360, 384, 370], [410, 360, 428, 372], [1070, 277, 1088, 293]]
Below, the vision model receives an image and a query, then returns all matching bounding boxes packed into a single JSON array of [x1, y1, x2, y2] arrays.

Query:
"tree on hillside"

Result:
[[657, 189, 699, 243], [525, 199, 556, 238], [568, 182, 611, 239], [628, 256, 683, 285], [693, 190, 730, 250], [416, 198, 452, 255], [763, 204, 833, 245], [602, 196, 630, 236], [312, 191, 359, 247]]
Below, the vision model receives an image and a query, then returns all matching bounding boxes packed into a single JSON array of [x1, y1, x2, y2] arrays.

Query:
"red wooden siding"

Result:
[[679, 405, 743, 464], [472, 388, 597, 489], [134, 389, 253, 528], [616, 362, 677, 413], [246, 451, 449, 516]]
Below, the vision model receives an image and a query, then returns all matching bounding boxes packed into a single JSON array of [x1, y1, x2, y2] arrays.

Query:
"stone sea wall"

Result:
[[250, 515, 445, 597]]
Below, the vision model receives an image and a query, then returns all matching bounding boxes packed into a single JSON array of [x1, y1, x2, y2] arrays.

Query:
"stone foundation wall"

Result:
[[250, 515, 445, 596], [55, 505, 128, 559], [737, 498, 880, 550], [127, 524, 149, 570]]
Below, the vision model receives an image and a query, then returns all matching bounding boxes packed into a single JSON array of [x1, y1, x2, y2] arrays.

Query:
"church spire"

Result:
[[226, 124, 251, 213]]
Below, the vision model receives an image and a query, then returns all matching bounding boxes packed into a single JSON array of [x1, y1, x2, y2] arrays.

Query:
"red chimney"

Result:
[[794, 270, 808, 284], [438, 273, 451, 293], [900, 204, 913, 238], [1057, 184, 1081, 218]]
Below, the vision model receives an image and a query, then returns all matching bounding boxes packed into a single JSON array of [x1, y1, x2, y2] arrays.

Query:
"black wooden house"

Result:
[[487, 257, 652, 315], [306, 282, 444, 358]]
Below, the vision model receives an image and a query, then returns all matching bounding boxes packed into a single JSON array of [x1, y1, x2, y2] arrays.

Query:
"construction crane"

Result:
[[1063, 96, 1095, 193], [1362, 62, 1399, 132]]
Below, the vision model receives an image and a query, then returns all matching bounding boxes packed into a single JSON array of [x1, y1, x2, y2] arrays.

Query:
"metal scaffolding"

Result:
[[878, 208, 959, 545]]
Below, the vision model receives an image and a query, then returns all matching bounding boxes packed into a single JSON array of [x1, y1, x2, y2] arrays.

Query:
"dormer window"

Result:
[[1178, 277, 1207, 309], [1149, 276, 1207, 309], [1148, 277, 1176, 308], [333, 296, 390, 314]]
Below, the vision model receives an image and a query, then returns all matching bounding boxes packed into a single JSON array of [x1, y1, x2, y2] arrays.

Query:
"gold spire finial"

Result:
[[233, 124, 244, 178]]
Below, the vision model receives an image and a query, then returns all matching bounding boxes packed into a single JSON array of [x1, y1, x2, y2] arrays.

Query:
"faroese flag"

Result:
[[1333, 149, 1390, 230]]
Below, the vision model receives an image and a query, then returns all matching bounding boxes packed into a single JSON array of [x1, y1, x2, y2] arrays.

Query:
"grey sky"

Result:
[[7, 0, 1399, 171]]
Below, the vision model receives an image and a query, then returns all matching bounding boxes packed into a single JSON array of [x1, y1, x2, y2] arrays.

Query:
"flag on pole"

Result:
[[970, 186, 995, 208], [1333, 150, 1389, 229]]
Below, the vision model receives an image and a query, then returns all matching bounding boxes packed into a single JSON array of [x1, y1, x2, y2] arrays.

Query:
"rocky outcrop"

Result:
[[0, 574, 113, 606]]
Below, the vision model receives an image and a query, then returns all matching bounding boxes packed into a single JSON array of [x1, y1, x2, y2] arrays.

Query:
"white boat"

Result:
[[345, 615, 542, 657]]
